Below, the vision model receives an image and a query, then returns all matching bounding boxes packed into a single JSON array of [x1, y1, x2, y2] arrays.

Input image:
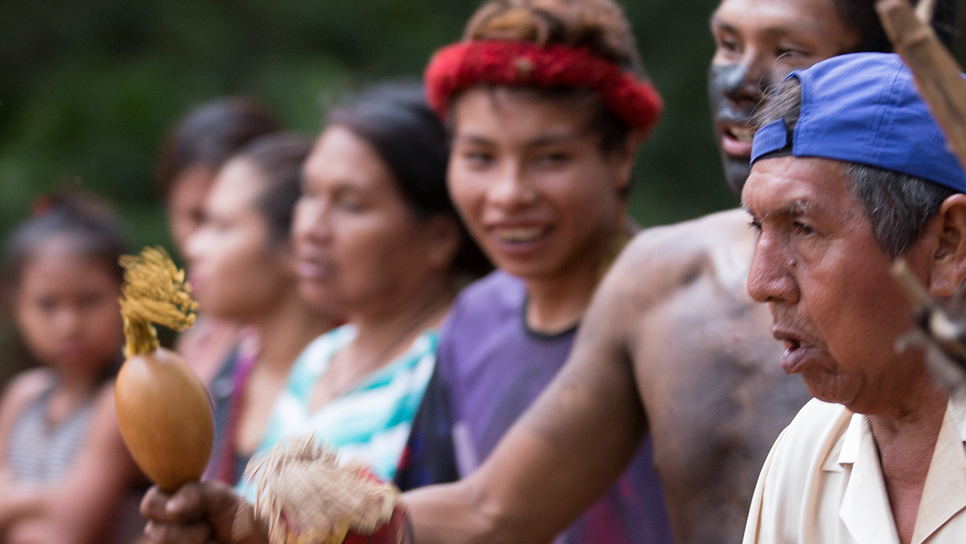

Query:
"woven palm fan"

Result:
[[243, 435, 412, 544]]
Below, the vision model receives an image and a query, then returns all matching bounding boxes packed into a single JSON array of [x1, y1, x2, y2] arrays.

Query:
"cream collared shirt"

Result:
[[742, 391, 966, 544]]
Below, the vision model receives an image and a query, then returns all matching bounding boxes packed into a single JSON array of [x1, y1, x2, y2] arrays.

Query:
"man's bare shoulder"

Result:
[[607, 208, 755, 304]]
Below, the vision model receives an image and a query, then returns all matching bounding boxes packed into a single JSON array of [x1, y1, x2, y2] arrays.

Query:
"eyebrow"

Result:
[[527, 134, 582, 147], [453, 133, 492, 146], [742, 199, 812, 218], [453, 132, 582, 148], [709, 17, 804, 40], [709, 15, 729, 32]]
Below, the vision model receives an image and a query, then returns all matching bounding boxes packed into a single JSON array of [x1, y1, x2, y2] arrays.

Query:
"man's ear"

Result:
[[422, 215, 462, 271], [929, 193, 966, 297], [609, 129, 646, 195]]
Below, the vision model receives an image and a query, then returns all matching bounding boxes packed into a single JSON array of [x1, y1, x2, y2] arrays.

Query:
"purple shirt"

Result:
[[436, 271, 673, 544]]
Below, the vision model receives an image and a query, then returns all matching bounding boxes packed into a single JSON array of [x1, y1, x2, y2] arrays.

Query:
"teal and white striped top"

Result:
[[237, 324, 437, 500]]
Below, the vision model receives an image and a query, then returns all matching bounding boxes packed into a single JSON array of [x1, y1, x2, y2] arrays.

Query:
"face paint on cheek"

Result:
[[708, 63, 758, 194]]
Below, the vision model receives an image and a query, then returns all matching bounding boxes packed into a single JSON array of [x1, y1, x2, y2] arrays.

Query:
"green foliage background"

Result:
[[0, 0, 727, 380]]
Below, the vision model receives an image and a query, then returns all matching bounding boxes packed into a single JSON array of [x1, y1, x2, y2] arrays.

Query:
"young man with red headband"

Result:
[[393, 2, 672, 543]]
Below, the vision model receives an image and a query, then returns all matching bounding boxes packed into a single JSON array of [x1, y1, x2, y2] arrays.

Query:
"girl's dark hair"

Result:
[[3, 191, 129, 293], [155, 97, 283, 198], [327, 83, 492, 278], [233, 133, 315, 247]]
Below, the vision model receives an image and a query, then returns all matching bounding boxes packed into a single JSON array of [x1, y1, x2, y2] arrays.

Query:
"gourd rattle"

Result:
[[115, 247, 213, 491]]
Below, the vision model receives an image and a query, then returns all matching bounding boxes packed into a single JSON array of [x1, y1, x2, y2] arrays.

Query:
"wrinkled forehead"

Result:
[[742, 155, 854, 215]]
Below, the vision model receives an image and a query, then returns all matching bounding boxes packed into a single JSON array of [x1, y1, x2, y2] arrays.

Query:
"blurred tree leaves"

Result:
[[0, 0, 727, 381], [0, 0, 726, 251]]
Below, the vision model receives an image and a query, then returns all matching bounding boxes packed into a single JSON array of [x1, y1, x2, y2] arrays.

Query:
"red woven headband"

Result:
[[425, 40, 663, 135]]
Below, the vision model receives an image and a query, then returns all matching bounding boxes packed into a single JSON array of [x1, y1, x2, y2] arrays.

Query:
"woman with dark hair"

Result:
[[156, 97, 284, 386], [232, 82, 489, 498], [397, 1, 671, 542], [183, 133, 338, 486], [139, 83, 489, 533]]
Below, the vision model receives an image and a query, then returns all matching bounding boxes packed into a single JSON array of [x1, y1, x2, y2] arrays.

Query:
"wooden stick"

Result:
[[876, 0, 966, 172]]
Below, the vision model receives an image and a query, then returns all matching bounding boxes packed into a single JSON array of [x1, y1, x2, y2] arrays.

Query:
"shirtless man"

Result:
[[140, 1, 956, 543]]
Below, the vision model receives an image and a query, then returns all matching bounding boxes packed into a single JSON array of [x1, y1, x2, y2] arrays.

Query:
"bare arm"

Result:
[[2, 383, 143, 544], [53, 384, 143, 544], [0, 370, 55, 532], [405, 250, 649, 544], [0, 484, 47, 533], [138, 244, 659, 544]]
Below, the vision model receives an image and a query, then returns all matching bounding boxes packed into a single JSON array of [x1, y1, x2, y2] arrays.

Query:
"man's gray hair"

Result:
[[752, 78, 955, 258]]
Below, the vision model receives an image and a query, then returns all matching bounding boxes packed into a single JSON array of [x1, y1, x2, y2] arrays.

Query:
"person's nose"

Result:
[[747, 230, 800, 305], [722, 51, 771, 106], [293, 198, 333, 245], [54, 306, 84, 339], [183, 228, 206, 268], [487, 161, 536, 211]]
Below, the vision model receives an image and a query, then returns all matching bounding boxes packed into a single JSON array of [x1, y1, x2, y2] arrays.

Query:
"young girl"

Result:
[[0, 193, 144, 544]]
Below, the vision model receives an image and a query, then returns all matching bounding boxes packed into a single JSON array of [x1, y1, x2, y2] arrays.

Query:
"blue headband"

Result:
[[751, 52, 966, 193]]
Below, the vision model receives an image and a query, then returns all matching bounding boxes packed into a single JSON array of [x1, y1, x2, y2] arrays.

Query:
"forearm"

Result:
[[0, 487, 48, 532], [404, 478, 507, 544], [0, 479, 120, 544], [405, 422, 638, 544], [406, 346, 645, 544]]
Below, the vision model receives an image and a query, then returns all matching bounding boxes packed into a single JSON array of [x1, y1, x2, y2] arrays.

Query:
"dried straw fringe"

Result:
[[244, 435, 399, 544], [119, 247, 197, 356]]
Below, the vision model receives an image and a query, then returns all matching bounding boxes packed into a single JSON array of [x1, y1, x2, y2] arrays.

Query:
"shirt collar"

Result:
[[818, 409, 864, 472], [828, 383, 966, 470], [824, 385, 966, 544], [836, 412, 867, 467], [946, 383, 966, 443], [913, 386, 966, 543]]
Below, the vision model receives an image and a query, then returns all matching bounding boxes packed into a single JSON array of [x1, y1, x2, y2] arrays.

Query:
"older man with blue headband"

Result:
[[742, 52, 966, 544]]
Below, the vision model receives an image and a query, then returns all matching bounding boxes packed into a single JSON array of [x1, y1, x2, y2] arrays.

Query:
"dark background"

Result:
[[0, 0, 727, 381]]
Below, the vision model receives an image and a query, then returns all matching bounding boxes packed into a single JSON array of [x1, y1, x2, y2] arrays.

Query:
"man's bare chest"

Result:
[[629, 287, 808, 484]]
